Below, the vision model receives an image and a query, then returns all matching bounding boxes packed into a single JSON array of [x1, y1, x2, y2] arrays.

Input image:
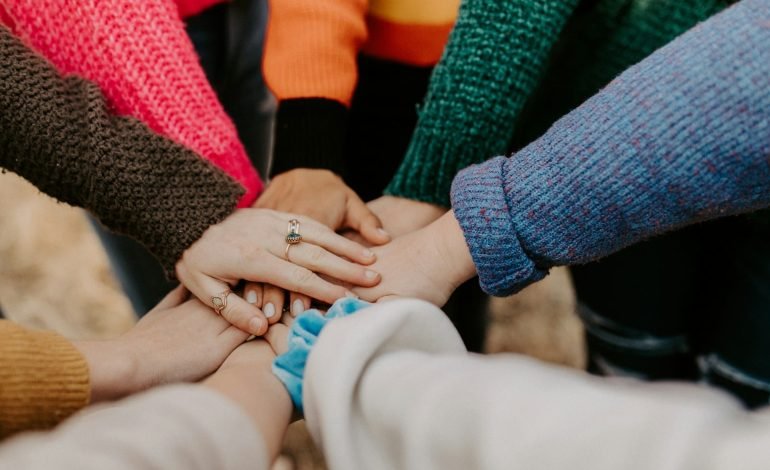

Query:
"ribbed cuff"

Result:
[[385, 131, 490, 208], [0, 323, 90, 438], [450, 157, 547, 296], [270, 98, 349, 177]]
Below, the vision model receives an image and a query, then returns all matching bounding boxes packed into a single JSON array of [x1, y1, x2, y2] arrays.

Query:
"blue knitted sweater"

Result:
[[451, 0, 770, 297]]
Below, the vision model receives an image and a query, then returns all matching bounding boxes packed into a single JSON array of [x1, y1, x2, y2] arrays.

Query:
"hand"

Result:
[[256, 169, 390, 245], [176, 209, 381, 335], [353, 211, 477, 306], [74, 286, 250, 402], [367, 195, 447, 238]]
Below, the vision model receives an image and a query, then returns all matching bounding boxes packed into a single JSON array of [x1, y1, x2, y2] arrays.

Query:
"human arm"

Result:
[[0, 321, 89, 439], [302, 300, 757, 470], [0, 25, 381, 334], [384, 0, 581, 207], [0, 386, 271, 470], [360, 0, 770, 302], [0, 336, 290, 470], [263, 0, 366, 178], [0, 287, 249, 439], [2, 0, 262, 205], [450, 0, 770, 296], [0, 24, 242, 277]]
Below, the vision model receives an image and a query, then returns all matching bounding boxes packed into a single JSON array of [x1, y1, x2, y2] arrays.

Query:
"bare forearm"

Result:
[[204, 366, 292, 460]]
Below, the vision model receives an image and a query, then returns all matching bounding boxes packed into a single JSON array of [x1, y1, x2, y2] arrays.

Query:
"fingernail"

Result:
[[363, 249, 375, 258], [249, 317, 263, 334], [365, 269, 379, 280], [264, 303, 275, 319], [345, 290, 358, 299], [246, 290, 258, 304], [292, 299, 305, 316]]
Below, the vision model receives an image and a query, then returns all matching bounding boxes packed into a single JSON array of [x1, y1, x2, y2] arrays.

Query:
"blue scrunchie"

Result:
[[272, 297, 371, 413]]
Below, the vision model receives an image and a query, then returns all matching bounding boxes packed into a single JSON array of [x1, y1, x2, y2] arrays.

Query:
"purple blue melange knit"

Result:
[[451, 0, 770, 297]]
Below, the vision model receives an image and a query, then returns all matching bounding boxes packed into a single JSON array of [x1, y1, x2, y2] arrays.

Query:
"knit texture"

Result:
[[0, 321, 89, 439], [263, 0, 458, 105], [264, 0, 459, 177], [386, 0, 731, 207], [386, 0, 580, 206], [509, 0, 733, 150], [451, 0, 770, 296], [0, 26, 243, 275], [1, 0, 262, 207]]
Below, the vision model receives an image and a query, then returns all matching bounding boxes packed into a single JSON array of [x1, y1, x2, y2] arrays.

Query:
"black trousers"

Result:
[[575, 216, 770, 408]]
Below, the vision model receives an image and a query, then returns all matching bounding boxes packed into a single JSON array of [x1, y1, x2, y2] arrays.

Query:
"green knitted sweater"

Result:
[[385, 0, 732, 207]]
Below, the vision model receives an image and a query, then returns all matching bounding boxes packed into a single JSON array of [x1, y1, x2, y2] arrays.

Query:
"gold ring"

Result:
[[286, 219, 302, 244], [285, 242, 293, 261], [211, 289, 231, 315]]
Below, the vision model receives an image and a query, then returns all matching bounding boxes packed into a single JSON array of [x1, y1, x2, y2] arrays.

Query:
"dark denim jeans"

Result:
[[574, 216, 770, 408], [92, 0, 273, 316]]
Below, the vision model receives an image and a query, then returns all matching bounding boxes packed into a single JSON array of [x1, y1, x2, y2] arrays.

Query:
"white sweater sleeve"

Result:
[[303, 299, 769, 470], [0, 385, 269, 470]]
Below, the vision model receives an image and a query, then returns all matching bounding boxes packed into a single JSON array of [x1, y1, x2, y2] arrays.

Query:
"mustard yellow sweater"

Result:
[[0, 321, 89, 439]]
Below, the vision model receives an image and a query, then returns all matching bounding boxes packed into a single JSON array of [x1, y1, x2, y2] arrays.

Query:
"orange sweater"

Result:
[[0, 321, 90, 439], [264, 0, 460, 178], [264, 0, 460, 106]]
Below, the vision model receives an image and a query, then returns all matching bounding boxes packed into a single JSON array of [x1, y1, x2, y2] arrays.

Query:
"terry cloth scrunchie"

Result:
[[273, 297, 371, 413]]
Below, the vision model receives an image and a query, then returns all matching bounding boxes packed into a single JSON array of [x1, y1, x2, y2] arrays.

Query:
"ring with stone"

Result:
[[286, 219, 302, 244], [211, 289, 232, 315]]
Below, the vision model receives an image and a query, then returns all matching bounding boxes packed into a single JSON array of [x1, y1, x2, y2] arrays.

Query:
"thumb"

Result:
[[345, 196, 390, 245]]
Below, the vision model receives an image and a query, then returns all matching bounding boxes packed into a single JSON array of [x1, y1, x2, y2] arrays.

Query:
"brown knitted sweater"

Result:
[[0, 25, 245, 437], [0, 25, 244, 274], [0, 321, 90, 439]]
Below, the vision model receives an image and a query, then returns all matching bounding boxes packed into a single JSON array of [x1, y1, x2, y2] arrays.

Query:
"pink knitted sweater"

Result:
[[1, 0, 262, 207]]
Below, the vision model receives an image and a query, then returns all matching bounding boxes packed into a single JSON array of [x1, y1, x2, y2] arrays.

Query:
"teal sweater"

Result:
[[385, 0, 732, 207]]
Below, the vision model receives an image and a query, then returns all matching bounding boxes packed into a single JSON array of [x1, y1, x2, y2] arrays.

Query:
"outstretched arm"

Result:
[[355, 0, 770, 304], [304, 300, 754, 470], [451, 0, 770, 296], [0, 25, 243, 274]]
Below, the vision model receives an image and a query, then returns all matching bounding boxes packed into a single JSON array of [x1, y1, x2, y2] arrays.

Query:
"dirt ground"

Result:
[[0, 171, 585, 469]]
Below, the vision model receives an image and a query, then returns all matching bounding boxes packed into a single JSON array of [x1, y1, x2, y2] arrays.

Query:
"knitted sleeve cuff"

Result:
[[450, 157, 547, 296], [0, 321, 90, 438], [87, 119, 245, 277], [385, 133, 486, 208], [269, 98, 349, 178], [272, 298, 371, 413], [385, 0, 581, 208]]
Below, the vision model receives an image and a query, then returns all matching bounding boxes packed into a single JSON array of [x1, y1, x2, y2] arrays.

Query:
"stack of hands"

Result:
[[76, 169, 477, 425], [174, 168, 477, 338]]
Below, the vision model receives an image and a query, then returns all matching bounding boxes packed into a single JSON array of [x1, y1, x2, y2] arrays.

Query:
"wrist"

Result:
[[73, 339, 140, 402], [433, 210, 477, 289]]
